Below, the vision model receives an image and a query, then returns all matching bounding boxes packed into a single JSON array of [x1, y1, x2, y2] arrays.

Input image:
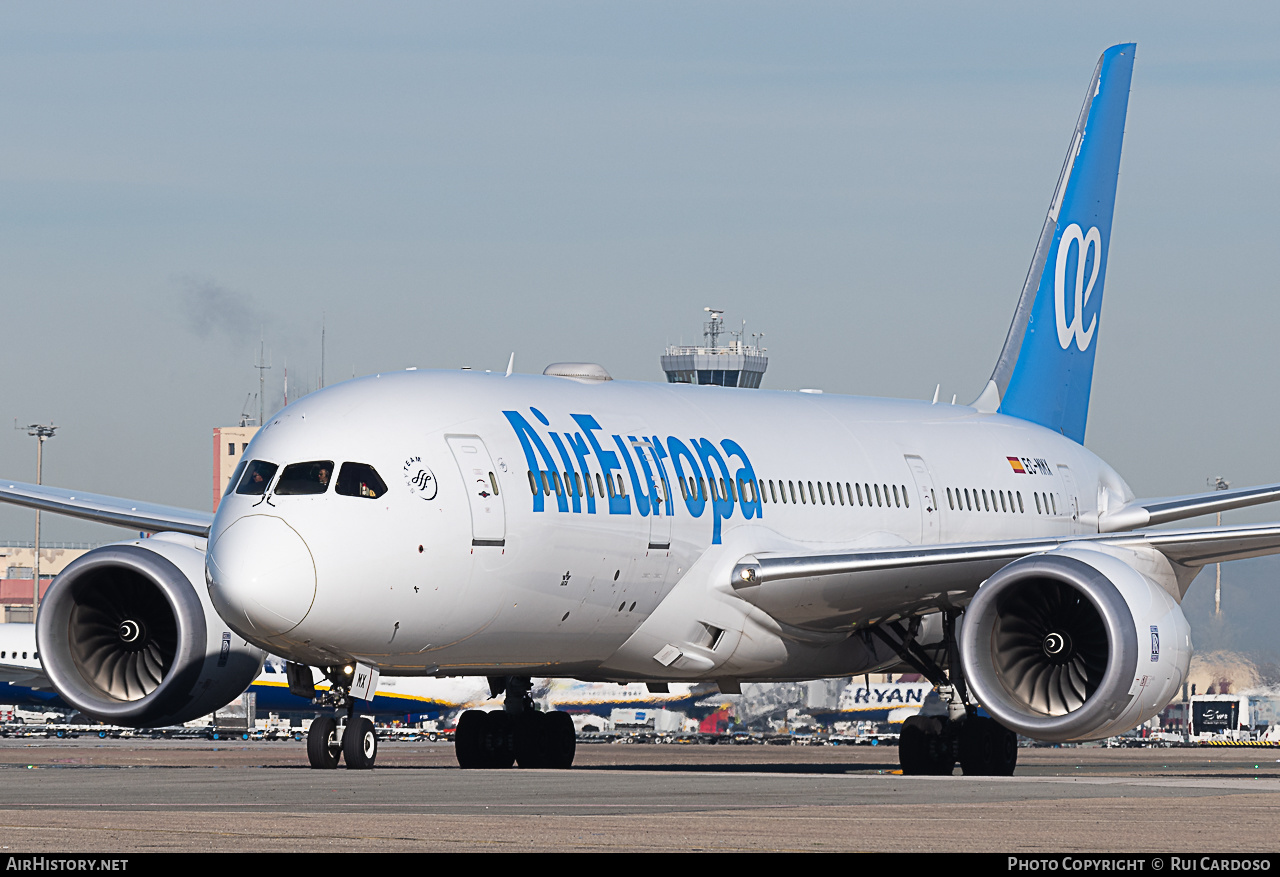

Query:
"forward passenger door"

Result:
[[446, 435, 506, 546]]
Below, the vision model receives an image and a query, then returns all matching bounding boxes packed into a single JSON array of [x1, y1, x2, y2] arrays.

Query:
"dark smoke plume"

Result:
[[179, 277, 296, 350]]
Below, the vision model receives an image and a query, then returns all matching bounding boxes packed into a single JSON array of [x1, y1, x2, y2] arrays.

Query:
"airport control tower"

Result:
[[660, 308, 768, 388]]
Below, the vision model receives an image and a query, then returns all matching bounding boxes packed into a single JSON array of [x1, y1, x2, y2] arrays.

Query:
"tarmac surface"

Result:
[[1, 737, 1278, 853]]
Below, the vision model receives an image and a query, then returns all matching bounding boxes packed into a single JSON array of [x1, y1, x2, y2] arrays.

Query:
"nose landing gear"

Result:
[[300, 664, 379, 770], [305, 711, 379, 771], [454, 675, 576, 769]]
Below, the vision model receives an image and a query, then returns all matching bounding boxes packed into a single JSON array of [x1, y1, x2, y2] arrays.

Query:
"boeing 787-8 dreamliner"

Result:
[[5, 44, 1279, 776]]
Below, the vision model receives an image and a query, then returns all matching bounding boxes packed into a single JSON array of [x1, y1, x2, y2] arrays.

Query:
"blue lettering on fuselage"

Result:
[[572, 413, 629, 515], [503, 408, 762, 544], [694, 438, 735, 544], [667, 437, 705, 519], [614, 435, 651, 517], [648, 437, 675, 517], [503, 410, 566, 513]]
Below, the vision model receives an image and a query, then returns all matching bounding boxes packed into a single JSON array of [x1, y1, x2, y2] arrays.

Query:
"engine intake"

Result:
[[36, 535, 265, 728], [960, 546, 1189, 743]]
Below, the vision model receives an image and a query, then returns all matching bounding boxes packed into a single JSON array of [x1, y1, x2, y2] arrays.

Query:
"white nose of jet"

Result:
[[206, 514, 317, 638]]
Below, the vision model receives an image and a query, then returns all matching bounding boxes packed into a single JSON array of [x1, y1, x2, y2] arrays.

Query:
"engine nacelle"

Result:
[[959, 544, 1190, 743], [35, 533, 266, 727]]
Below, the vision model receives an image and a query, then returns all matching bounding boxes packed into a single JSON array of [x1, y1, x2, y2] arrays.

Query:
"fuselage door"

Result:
[[446, 435, 506, 546], [1058, 464, 1080, 524], [632, 439, 672, 549], [904, 454, 939, 543]]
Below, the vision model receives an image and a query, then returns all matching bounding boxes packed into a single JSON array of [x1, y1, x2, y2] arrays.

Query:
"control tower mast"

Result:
[[661, 307, 768, 388]]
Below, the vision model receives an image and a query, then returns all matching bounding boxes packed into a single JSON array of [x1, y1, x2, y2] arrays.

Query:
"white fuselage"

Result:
[[205, 370, 1134, 682], [0, 623, 41, 672]]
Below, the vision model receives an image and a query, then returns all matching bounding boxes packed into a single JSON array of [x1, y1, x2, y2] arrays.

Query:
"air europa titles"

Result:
[[503, 408, 761, 545]]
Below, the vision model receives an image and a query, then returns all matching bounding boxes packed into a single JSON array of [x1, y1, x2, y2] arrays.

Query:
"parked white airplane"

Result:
[[0, 622, 495, 721], [0, 623, 706, 727], [5, 44, 1280, 775]]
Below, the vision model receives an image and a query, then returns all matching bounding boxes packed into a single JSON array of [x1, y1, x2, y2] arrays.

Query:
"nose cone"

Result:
[[207, 515, 317, 638]]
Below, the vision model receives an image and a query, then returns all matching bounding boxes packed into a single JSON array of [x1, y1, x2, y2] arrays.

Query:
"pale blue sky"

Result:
[[1, 2, 1278, 541]]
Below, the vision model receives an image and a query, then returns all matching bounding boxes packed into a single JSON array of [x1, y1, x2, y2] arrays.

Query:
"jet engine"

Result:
[[959, 545, 1190, 743], [35, 533, 265, 727]]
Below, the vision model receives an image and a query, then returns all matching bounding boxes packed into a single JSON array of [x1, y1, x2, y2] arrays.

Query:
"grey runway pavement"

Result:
[[1, 739, 1278, 852]]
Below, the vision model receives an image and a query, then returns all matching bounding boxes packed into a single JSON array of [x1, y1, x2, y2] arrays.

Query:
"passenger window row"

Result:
[[754, 479, 910, 510], [522, 465, 1071, 522], [525, 468, 912, 513], [945, 487, 1059, 515], [233, 460, 388, 499], [527, 469, 631, 500]]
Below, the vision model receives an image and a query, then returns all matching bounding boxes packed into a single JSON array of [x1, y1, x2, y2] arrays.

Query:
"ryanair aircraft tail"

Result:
[[981, 44, 1135, 444]]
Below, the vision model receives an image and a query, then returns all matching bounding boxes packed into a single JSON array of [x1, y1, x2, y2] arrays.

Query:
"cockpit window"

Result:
[[223, 459, 248, 497], [274, 460, 335, 495], [336, 463, 388, 498], [235, 460, 279, 495]]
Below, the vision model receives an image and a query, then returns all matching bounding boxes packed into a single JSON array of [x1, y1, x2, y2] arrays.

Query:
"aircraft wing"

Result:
[[0, 479, 212, 537], [730, 523, 1280, 632], [1097, 483, 1280, 532]]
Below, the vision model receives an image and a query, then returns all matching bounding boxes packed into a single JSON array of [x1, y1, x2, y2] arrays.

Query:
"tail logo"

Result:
[[1054, 223, 1103, 351]]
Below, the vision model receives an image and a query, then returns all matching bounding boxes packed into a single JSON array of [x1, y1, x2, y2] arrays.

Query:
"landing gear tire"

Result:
[[455, 709, 487, 769], [343, 716, 378, 770], [307, 716, 342, 769], [455, 710, 516, 768], [511, 710, 576, 768], [459, 709, 576, 769], [899, 715, 955, 776], [545, 710, 576, 769], [484, 711, 517, 769], [515, 711, 549, 769], [959, 716, 1017, 776]]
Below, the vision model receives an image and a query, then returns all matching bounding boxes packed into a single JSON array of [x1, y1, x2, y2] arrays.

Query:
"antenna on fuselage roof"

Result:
[[505, 352, 515, 377]]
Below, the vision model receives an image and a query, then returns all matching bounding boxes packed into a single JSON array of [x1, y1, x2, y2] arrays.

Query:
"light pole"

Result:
[[17, 422, 57, 621], [1207, 476, 1230, 616]]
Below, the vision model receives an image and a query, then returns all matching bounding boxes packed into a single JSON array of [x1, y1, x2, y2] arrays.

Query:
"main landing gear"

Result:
[[870, 611, 1017, 777], [303, 667, 378, 770], [454, 676, 576, 769]]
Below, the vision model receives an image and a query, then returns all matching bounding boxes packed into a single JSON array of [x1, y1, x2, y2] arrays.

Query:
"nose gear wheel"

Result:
[[303, 667, 380, 770]]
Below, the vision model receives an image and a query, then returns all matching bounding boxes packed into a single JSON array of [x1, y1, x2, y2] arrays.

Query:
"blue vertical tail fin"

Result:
[[982, 44, 1135, 444]]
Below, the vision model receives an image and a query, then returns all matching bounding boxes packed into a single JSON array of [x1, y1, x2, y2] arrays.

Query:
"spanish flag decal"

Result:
[[1007, 457, 1027, 474]]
